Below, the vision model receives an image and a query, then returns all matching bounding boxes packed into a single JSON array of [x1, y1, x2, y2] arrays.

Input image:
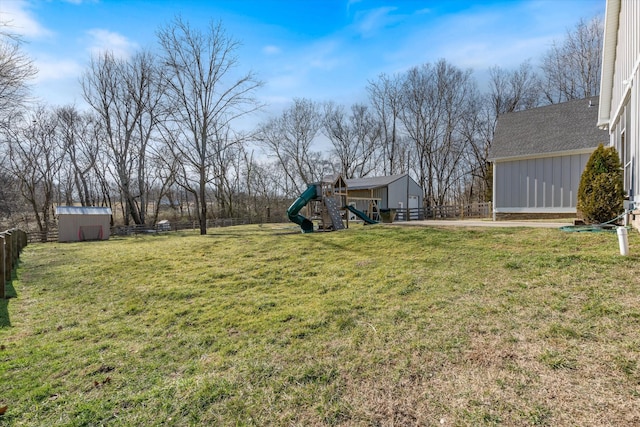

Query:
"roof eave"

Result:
[[489, 146, 599, 163], [598, 0, 621, 129]]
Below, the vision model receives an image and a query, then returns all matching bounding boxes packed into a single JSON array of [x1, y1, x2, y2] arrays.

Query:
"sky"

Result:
[[2, 0, 605, 123]]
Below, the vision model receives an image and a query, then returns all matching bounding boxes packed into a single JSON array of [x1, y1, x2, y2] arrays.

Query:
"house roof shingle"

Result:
[[488, 96, 608, 161]]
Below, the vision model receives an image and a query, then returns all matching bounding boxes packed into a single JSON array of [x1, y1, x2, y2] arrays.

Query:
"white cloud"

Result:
[[34, 58, 83, 83], [62, 0, 98, 4], [445, 35, 556, 70], [415, 8, 432, 15], [381, 4, 564, 75], [0, 0, 54, 38], [33, 80, 86, 107], [85, 28, 138, 58], [263, 39, 344, 97], [304, 39, 343, 71], [265, 72, 303, 93], [346, 0, 364, 14], [354, 7, 400, 38], [262, 45, 281, 55]]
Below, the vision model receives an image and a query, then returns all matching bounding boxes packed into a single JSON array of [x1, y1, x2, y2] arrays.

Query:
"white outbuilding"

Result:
[[345, 174, 423, 221], [489, 97, 607, 220], [56, 206, 112, 242]]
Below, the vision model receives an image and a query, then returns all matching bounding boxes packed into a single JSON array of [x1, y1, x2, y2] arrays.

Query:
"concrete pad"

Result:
[[387, 219, 571, 228]]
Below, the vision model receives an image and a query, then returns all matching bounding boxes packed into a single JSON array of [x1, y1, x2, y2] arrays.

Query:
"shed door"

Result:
[[408, 196, 419, 209]]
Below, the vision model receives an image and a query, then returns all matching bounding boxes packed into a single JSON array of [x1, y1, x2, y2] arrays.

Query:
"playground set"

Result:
[[286, 175, 379, 233]]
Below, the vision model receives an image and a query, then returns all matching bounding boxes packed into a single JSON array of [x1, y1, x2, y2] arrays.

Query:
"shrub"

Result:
[[577, 144, 624, 224]]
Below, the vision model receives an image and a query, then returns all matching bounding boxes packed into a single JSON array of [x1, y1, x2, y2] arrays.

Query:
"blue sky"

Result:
[[2, 0, 605, 120]]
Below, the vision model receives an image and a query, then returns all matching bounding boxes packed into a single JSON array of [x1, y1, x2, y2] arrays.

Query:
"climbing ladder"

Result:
[[324, 197, 345, 230]]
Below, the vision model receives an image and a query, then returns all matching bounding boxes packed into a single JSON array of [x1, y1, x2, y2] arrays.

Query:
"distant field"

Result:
[[1, 224, 639, 426]]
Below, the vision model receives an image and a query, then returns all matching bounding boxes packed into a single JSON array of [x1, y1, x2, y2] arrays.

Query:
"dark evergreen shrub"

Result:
[[577, 144, 624, 224]]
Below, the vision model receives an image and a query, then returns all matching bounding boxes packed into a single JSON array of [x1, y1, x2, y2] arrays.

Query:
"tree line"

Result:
[[0, 15, 602, 235]]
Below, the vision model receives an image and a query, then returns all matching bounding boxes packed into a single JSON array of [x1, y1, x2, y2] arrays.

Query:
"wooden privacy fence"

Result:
[[27, 230, 59, 244], [1, 229, 28, 299]]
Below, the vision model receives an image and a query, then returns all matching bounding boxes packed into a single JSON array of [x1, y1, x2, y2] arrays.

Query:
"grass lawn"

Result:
[[1, 223, 639, 426]]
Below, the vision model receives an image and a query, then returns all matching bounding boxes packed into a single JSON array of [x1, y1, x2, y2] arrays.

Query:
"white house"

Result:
[[598, 0, 640, 230]]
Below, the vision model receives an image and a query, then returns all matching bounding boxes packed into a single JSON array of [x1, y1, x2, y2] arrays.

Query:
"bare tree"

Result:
[[432, 61, 476, 207], [0, 161, 21, 220], [158, 17, 262, 235], [130, 51, 168, 224], [399, 63, 437, 207], [256, 98, 326, 195], [459, 94, 493, 203], [460, 61, 541, 203], [146, 144, 178, 224], [6, 106, 64, 236], [400, 60, 476, 208], [540, 16, 603, 103], [55, 106, 101, 206], [240, 151, 292, 223], [366, 73, 406, 175], [323, 102, 381, 178], [0, 33, 37, 130], [489, 61, 540, 115], [210, 125, 247, 218], [81, 50, 164, 225]]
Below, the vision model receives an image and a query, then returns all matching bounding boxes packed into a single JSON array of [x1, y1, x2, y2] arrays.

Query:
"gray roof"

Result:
[[345, 174, 407, 190], [489, 96, 608, 161], [56, 206, 112, 215]]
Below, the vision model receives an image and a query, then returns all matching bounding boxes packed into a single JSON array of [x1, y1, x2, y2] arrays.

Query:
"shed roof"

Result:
[[345, 174, 407, 190], [56, 206, 113, 215], [489, 96, 607, 161]]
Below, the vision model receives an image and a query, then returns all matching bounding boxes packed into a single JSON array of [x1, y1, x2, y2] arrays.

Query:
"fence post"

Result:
[[0, 234, 5, 299], [4, 231, 12, 285], [10, 229, 18, 268], [20, 229, 27, 252]]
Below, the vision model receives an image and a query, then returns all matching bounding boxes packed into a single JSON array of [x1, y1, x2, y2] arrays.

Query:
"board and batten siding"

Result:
[[602, 0, 640, 205], [493, 152, 593, 214], [607, 0, 639, 117]]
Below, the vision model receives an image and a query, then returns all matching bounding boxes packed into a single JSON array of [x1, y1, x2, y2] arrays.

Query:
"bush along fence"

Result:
[[1, 229, 28, 299]]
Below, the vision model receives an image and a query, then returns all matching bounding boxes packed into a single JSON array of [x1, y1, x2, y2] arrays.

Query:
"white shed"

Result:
[[345, 174, 423, 221], [56, 206, 112, 242]]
